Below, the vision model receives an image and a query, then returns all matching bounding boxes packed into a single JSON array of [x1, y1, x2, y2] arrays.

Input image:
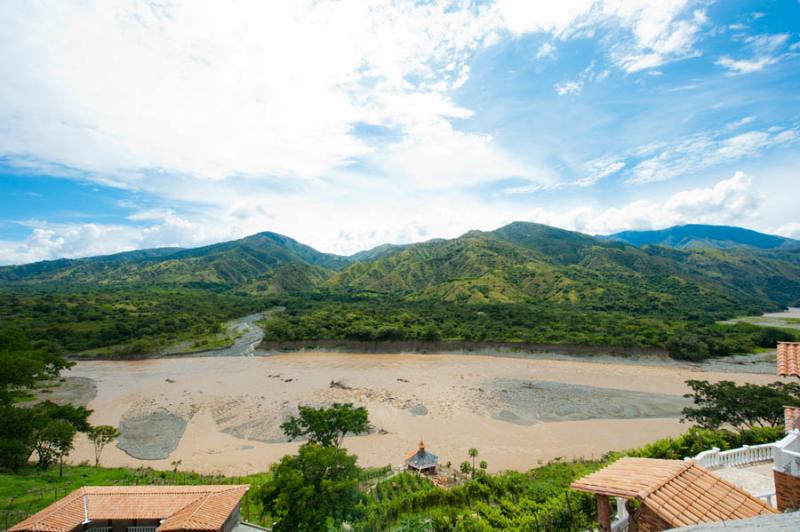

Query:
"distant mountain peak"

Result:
[[605, 224, 799, 250]]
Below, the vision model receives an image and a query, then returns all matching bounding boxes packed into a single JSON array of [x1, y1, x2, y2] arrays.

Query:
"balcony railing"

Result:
[[686, 443, 775, 470], [127, 527, 157, 532]]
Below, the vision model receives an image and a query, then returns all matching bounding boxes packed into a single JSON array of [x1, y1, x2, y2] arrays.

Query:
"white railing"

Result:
[[685, 443, 775, 470], [127, 527, 156, 532], [89, 528, 111, 532]]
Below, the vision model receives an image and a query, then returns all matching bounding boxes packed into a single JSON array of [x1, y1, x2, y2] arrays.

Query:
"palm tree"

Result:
[[459, 461, 471, 476], [468, 448, 478, 478]]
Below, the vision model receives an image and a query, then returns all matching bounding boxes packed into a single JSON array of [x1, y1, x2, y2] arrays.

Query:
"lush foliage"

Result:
[[0, 287, 269, 356], [259, 443, 363, 531], [0, 330, 91, 472], [281, 403, 369, 447], [260, 296, 796, 360], [681, 379, 800, 429]]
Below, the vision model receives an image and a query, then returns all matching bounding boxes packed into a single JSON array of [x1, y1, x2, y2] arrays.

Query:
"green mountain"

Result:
[[327, 222, 800, 312], [2, 222, 800, 314], [606, 224, 799, 250], [0, 232, 347, 291]]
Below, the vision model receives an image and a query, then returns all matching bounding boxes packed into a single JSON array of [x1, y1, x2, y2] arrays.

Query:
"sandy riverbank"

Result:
[[59, 350, 786, 475]]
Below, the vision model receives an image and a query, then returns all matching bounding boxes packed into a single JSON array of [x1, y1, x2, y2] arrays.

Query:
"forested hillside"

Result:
[[2, 222, 799, 360]]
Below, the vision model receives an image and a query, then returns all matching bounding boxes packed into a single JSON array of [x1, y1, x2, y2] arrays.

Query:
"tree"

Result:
[[87, 425, 119, 467], [468, 448, 478, 479], [682, 380, 800, 432], [259, 443, 363, 531], [29, 401, 91, 472], [281, 403, 369, 447], [479, 460, 488, 472], [459, 461, 471, 475], [0, 331, 74, 471], [34, 419, 75, 476]]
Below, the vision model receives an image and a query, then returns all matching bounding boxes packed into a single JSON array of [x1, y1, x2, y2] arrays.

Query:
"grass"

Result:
[[0, 465, 270, 531]]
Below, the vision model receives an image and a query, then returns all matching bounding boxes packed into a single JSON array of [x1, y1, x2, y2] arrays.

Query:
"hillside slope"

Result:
[[0, 232, 346, 290], [327, 222, 800, 313]]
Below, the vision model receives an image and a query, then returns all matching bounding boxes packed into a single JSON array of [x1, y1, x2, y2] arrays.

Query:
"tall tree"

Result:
[[259, 443, 363, 531], [468, 448, 479, 479], [281, 403, 369, 447]]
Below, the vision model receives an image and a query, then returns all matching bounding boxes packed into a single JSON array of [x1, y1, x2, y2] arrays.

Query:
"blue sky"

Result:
[[1, 0, 799, 264]]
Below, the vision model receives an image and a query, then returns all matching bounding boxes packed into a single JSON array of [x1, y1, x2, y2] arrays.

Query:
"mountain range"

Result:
[[606, 224, 800, 250], [2, 223, 799, 313]]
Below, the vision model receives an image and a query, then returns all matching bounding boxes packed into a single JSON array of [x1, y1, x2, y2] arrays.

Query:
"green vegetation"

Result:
[[0, 288, 268, 357], [86, 426, 120, 467], [281, 403, 369, 447], [2, 222, 800, 361], [0, 329, 90, 472], [0, 424, 785, 531], [682, 379, 800, 430], [259, 443, 363, 531], [259, 296, 797, 360]]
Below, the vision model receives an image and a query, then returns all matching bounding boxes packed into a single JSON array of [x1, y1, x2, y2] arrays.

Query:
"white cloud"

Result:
[[0, 0, 713, 198], [628, 127, 798, 184], [726, 116, 756, 130], [0, 214, 235, 265], [574, 157, 626, 186], [375, 120, 539, 189], [0, 0, 499, 184], [499, 0, 707, 72], [716, 55, 779, 74], [716, 32, 791, 74], [554, 61, 609, 96], [536, 42, 557, 59], [774, 222, 800, 240], [525, 172, 764, 234], [554, 80, 583, 96]]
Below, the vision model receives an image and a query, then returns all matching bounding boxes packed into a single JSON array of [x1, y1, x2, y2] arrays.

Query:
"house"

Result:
[[9, 486, 249, 532], [404, 440, 438, 474], [570, 457, 775, 531], [773, 341, 800, 511]]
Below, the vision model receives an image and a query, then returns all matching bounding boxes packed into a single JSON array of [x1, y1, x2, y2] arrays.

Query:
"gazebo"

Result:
[[570, 457, 775, 531], [404, 440, 438, 474]]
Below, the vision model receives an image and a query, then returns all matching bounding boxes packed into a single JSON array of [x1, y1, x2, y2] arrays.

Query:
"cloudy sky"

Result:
[[1, 0, 799, 264]]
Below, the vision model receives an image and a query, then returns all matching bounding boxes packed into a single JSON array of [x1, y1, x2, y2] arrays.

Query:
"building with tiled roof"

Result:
[[774, 341, 800, 511], [9, 486, 248, 532], [776, 341, 800, 378], [571, 457, 775, 531]]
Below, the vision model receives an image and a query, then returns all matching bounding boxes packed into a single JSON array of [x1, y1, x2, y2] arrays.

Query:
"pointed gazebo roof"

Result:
[[404, 440, 438, 470]]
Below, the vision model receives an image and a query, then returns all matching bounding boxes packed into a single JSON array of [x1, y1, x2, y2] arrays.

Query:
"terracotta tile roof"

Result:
[[785, 405, 800, 432], [10, 486, 248, 532], [571, 458, 775, 528], [570, 457, 689, 499], [777, 342, 800, 377]]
